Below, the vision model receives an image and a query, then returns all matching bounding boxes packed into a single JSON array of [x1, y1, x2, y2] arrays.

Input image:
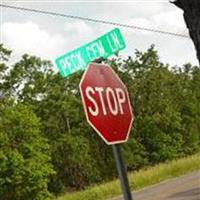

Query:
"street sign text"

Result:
[[55, 28, 125, 77]]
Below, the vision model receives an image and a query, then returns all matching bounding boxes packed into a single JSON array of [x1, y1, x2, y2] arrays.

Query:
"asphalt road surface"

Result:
[[111, 171, 200, 200]]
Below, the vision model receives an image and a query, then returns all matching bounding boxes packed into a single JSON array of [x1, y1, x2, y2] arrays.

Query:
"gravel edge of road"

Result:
[[110, 170, 200, 200]]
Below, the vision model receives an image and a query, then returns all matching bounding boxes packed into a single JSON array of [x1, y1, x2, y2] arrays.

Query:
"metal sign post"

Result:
[[112, 144, 133, 200], [77, 22, 134, 197]]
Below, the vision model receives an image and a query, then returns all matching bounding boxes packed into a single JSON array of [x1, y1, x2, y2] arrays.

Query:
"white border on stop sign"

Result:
[[79, 62, 134, 145]]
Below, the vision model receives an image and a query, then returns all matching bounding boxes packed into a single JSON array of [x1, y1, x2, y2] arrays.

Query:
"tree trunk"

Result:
[[172, 0, 200, 65]]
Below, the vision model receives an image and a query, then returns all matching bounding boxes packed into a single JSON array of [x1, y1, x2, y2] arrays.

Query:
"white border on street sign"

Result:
[[79, 63, 134, 145]]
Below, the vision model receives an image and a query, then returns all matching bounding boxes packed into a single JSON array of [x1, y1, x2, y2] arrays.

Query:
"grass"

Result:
[[57, 152, 200, 200]]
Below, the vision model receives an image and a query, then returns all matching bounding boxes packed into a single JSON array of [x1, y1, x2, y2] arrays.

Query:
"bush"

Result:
[[0, 103, 54, 200]]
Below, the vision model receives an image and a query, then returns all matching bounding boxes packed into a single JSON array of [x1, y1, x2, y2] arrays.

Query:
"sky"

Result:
[[0, 0, 199, 73]]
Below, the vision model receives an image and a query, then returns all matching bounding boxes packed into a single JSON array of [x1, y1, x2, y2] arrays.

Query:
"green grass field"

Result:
[[57, 153, 200, 200]]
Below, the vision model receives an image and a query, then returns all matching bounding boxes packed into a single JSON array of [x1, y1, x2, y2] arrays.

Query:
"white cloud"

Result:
[[1, 2, 198, 67], [64, 21, 93, 37], [1, 21, 66, 62], [1, 21, 96, 63], [152, 10, 188, 35], [118, 8, 197, 66], [63, 21, 95, 49], [123, 17, 154, 37], [95, 2, 165, 22], [123, 9, 187, 36]]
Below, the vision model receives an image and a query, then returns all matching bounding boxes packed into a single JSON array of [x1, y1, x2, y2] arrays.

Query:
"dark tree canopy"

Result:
[[1, 44, 200, 198], [172, 0, 200, 64]]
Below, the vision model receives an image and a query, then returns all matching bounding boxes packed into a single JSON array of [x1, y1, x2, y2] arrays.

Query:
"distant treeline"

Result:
[[0, 44, 199, 199]]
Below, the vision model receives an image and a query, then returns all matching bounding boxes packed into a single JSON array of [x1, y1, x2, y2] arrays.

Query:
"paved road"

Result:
[[111, 171, 200, 200]]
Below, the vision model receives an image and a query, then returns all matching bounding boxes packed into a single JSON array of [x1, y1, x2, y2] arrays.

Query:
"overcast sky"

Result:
[[1, 0, 199, 72]]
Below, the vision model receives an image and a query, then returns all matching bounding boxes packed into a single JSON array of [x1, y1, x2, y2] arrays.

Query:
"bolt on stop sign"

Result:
[[79, 63, 134, 145]]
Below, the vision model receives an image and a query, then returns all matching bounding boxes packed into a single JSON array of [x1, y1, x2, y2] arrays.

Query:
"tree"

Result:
[[0, 103, 54, 200], [1, 43, 199, 196], [0, 44, 11, 99], [110, 46, 199, 164], [172, 0, 200, 64]]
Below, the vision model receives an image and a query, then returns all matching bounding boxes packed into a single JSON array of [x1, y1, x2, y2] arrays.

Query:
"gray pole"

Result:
[[92, 58, 134, 199], [112, 144, 133, 200]]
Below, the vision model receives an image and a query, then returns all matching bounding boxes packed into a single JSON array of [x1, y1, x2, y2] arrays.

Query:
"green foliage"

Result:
[[0, 44, 12, 98], [58, 153, 200, 200], [0, 44, 200, 198], [122, 138, 148, 170], [110, 46, 200, 164], [0, 103, 54, 200], [49, 132, 101, 193]]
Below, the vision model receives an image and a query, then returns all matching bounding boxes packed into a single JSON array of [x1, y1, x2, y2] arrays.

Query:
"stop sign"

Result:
[[79, 63, 134, 145]]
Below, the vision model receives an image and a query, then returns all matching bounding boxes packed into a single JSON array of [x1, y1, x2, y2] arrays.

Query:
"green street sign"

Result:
[[55, 28, 126, 77]]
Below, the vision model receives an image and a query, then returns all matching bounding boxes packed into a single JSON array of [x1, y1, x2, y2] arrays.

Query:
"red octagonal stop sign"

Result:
[[79, 63, 134, 145]]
